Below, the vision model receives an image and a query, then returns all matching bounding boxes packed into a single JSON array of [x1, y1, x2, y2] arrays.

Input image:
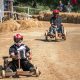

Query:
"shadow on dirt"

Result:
[[35, 39, 63, 42]]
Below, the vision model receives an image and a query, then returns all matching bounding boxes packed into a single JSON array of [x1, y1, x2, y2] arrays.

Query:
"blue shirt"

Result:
[[50, 16, 62, 27]]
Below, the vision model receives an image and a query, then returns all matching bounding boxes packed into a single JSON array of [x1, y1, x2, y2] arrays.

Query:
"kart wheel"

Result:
[[62, 30, 67, 40], [0, 66, 3, 77], [35, 67, 41, 77], [1, 70, 6, 78], [62, 35, 66, 40], [32, 65, 41, 77], [45, 36, 48, 41], [45, 33, 48, 41]]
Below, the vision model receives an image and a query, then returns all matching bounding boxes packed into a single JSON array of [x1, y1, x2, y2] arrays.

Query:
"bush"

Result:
[[14, 4, 50, 15], [15, 7, 26, 13], [72, 5, 78, 12], [36, 4, 50, 11]]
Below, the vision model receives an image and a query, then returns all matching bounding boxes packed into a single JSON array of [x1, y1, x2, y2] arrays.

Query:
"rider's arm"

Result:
[[25, 46, 32, 60], [27, 51, 32, 60], [50, 17, 56, 26], [10, 52, 17, 59], [49, 26, 52, 32], [9, 46, 17, 59]]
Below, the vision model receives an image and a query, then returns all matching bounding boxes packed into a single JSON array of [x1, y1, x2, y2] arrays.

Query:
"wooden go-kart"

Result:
[[0, 54, 41, 78], [45, 26, 66, 41]]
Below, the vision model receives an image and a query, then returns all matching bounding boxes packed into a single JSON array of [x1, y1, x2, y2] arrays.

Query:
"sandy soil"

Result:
[[0, 23, 80, 80]]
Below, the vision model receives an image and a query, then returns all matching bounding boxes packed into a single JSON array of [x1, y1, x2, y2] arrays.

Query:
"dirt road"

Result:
[[0, 23, 80, 80]]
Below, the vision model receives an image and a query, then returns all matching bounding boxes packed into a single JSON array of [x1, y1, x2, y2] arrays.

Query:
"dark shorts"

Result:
[[8, 59, 34, 72]]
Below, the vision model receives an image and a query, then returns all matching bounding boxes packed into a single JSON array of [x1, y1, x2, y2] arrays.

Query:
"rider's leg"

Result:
[[58, 26, 64, 34], [21, 59, 34, 71], [8, 60, 18, 72], [49, 27, 54, 34]]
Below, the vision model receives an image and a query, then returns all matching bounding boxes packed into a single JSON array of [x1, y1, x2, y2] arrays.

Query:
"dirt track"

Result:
[[0, 23, 80, 80]]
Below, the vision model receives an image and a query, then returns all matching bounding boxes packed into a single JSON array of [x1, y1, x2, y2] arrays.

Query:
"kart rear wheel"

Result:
[[62, 34, 66, 40], [45, 36, 48, 41], [1, 70, 6, 78], [62, 30, 67, 40], [45, 33, 48, 41], [0, 65, 3, 77]]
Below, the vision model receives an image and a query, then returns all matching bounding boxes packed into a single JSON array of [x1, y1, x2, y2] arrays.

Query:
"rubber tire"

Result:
[[35, 68, 40, 77], [45, 33, 48, 41], [1, 70, 6, 78], [0, 65, 3, 77], [62, 35, 66, 40]]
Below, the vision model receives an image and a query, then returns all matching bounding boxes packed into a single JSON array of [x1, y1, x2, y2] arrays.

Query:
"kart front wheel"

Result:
[[45, 33, 48, 41], [35, 67, 41, 77]]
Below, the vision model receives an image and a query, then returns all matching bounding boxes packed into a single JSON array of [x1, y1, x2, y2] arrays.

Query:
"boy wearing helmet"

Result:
[[49, 9, 64, 35], [9, 34, 34, 72]]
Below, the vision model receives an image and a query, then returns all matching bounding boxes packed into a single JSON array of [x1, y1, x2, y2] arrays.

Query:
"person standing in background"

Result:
[[57, 0, 65, 12]]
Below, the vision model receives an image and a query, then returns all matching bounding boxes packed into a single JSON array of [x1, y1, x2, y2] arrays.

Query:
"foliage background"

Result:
[[5, 0, 80, 12]]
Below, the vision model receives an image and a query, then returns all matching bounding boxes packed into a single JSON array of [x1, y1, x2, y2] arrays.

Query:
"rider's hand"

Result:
[[28, 54, 32, 60], [10, 55, 18, 60], [26, 52, 32, 60], [10, 53, 18, 60], [54, 25, 57, 28]]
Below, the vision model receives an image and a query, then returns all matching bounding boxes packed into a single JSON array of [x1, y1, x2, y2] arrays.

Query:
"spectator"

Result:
[[57, 0, 65, 12], [32, 0, 37, 8], [66, 2, 73, 12]]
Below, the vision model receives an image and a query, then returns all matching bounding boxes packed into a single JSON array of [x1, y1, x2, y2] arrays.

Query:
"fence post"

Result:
[[0, 0, 4, 22], [28, 7, 29, 19]]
